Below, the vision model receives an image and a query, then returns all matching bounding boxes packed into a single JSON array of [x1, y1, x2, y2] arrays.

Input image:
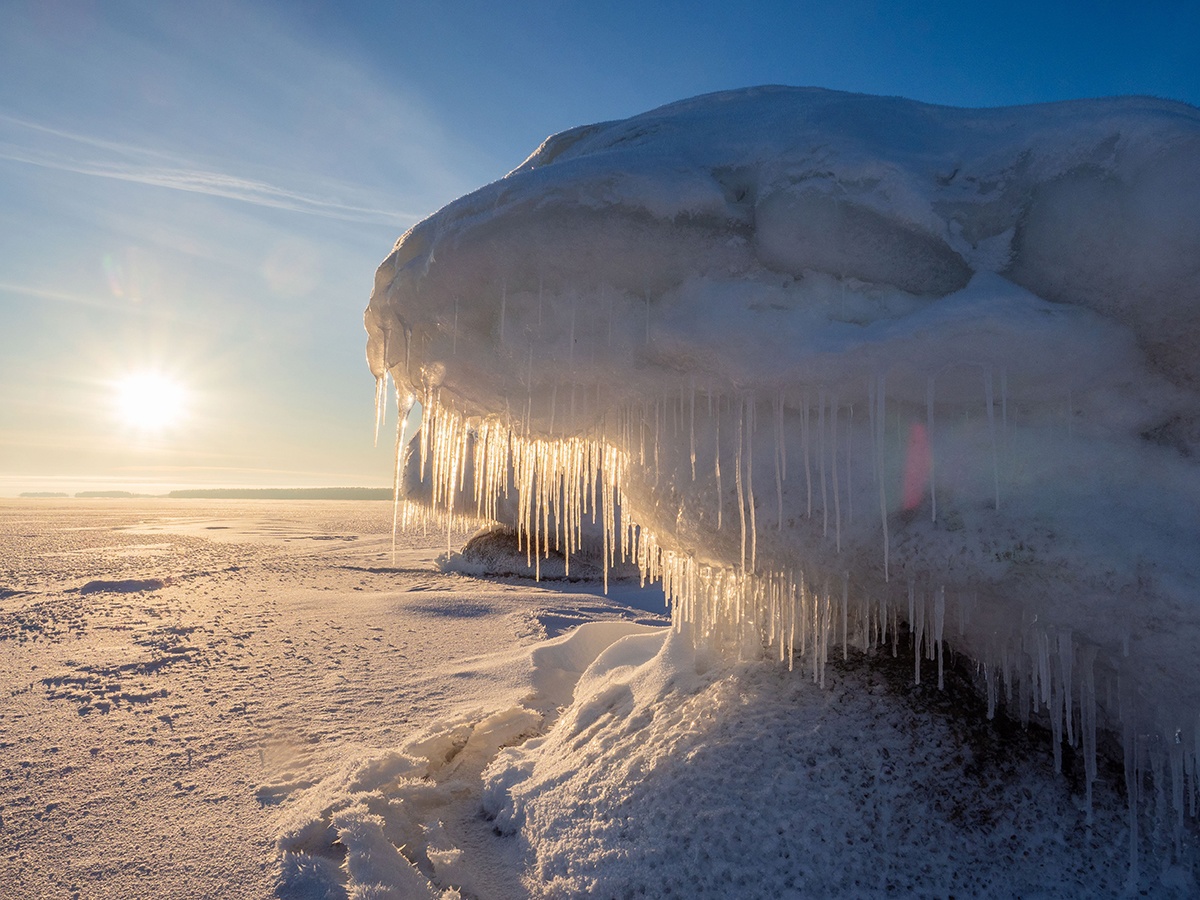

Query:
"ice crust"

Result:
[[365, 87, 1200, 862]]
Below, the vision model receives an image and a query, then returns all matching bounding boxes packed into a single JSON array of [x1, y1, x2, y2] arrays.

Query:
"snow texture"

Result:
[[483, 629, 1145, 897], [366, 87, 1200, 878]]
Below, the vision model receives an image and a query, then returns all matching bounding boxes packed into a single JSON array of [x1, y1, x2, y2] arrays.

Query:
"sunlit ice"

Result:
[[111, 370, 189, 433]]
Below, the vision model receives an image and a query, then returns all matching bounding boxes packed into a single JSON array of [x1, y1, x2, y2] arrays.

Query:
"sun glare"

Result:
[[113, 372, 188, 432]]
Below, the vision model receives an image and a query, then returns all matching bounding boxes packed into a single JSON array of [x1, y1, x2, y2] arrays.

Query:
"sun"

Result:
[[113, 371, 188, 432]]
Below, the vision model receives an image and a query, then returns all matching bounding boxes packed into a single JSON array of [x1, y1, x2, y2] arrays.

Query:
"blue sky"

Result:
[[1, 0, 1197, 494]]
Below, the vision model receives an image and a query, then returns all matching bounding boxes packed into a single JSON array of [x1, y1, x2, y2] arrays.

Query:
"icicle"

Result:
[[715, 397, 723, 530], [788, 576, 796, 671], [373, 373, 387, 448], [390, 390, 415, 564], [690, 376, 697, 480], [746, 398, 757, 573], [911, 582, 922, 686], [654, 398, 661, 485], [985, 664, 997, 719], [844, 404, 853, 527], [774, 393, 785, 530], [984, 368, 1000, 511], [1002, 642, 1012, 704], [818, 392, 828, 538], [802, 397, 812, 518], [1051, 643, 1060, 777], [830, 395, 841, 553], [1078, 644, 1098, 823], [875, 376, 890, 582], [841, 572, 849, 661], [934, 585, 945, 690], [819, 577, 832, 689], [735, 397, 747, 572], [779, 392, 788, 480], [402, 324, 412, 384], [418, 390, 433, 484], [926, 376, 936, 523], [638, 402, 646, 467], [1120, 676, 1141, 888], [1058, 629, 1074, 746], [867, 377, 876, 480]]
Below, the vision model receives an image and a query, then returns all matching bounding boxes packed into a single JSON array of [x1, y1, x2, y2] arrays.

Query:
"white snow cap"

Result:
[[368, 86, 1200, 408], [366, 87, 1200, 831]]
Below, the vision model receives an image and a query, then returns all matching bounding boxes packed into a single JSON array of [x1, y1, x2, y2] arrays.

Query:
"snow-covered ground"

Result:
[[3, 499, 1193, 897]]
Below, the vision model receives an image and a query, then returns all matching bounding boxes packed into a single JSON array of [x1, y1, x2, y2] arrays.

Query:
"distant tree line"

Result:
[[165, 488, 392, 500]]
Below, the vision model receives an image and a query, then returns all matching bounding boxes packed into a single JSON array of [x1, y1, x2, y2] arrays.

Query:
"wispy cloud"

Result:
[[0, 280, 121, 311], [0, 115, 421, 226]]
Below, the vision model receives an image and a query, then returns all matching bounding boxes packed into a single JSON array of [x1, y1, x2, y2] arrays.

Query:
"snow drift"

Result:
[[365, 87, 1200, 859]]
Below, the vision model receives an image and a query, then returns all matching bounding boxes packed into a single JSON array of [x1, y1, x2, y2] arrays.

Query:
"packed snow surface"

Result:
[[366, 86, 1200, 876]]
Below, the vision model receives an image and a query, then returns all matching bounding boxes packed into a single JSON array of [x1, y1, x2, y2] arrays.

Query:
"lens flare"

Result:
[[901, 421, 931, 512]]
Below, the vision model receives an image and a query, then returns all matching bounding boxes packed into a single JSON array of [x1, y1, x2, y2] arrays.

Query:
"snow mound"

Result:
[[278, 615, 1193, 896], [275, 621, 655, 898], [366, 87, 1200, 871], [484, 629, 1193, 897]]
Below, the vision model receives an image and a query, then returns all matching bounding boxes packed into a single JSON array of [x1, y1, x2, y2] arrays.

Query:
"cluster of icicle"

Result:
[[379, 378, 1197, 879]]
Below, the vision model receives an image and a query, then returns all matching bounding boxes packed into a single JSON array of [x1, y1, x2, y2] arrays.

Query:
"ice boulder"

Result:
[[365, 87, 1200, 837]]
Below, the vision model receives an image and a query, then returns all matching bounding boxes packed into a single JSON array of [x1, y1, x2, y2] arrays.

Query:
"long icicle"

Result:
[[747, 398, 757, 573], [927, 376, 937, 523], [831, 395, 841, 553], [984, 367, 1000, 511], [735, 396, 747, 572], [876, 375, 890, 582]]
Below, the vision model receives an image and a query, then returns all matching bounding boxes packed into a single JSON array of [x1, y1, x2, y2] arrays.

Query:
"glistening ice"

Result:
[[364, 86, 1200, 871]]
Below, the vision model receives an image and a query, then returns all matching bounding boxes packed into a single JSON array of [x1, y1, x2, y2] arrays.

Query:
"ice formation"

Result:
[[365, 87, 1200, 862]]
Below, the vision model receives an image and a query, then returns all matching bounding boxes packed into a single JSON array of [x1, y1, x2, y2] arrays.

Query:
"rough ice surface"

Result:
[[365, 87, 1200, 874]]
